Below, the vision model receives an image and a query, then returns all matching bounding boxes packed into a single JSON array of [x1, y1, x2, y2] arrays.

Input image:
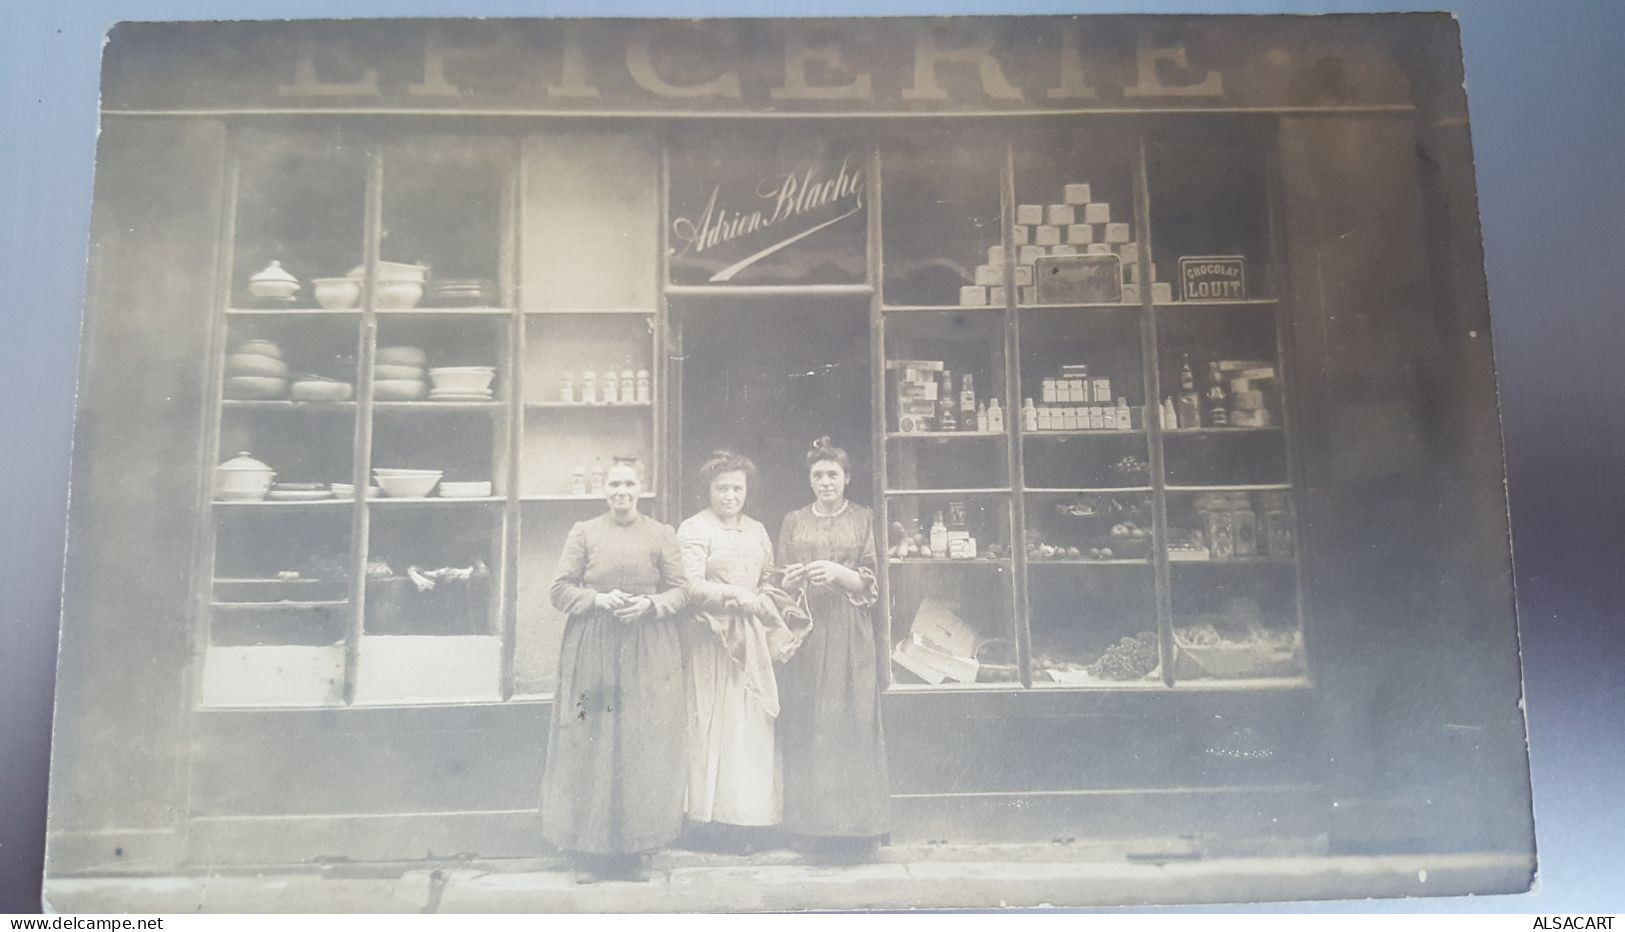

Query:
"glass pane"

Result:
[[1017, 307, 1149, 489], [363, 506, 501, 637], [668, 132, 867, 287], [1156, 308, 1285, 486], [881, 129, 1001, 307], [1012, 123, 1144, 307], [883, 310, 1009, 490], [232, 127, 366, 308], [1147, 119, 1275, 302], [381, 134, 510, 308], [886, 492, 1018, 689]]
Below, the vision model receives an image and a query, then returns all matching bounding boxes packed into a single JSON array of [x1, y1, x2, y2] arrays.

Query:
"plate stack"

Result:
[[374, 345, 428, 401], [425, 278, 496, 307], [428, 366, 496, 403], [225, 339, 290, 399]]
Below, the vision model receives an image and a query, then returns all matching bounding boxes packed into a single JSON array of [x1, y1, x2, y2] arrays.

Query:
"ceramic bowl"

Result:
[[247, 279, 300, 301], [375, 345, 428, 368], [351, 261, 429, 283], [373, 364, 425, 382], [373, 379, 428, 402], [375, 280, 424, 310], [374, 472, 442, 498], [372, 467, 441, 476], [312, 277, 361, 310], [428, 367, 496, 394], [235, 339, 283, 359], [290, 379, 354, 402], [226, 353, 290, 379], [224, 376, 289, 400], [215, 452, 275, 501]]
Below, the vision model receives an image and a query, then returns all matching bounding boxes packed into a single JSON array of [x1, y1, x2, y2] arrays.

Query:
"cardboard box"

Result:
[[1014, 265, 1033, 286], [1020, 245, 1046, 265], [1012, 224, 1030, 245], [974, 264, 1001, 286], [1020, 285, 1039, 305], [989, 286, 1007, 306], [1093, 377, 1112, 402], [1050, 244, 1077, 256], [1083, 202, 1110, 224], [1105, 222, 1131, 244], [1121, 283, 1141, 303], [1090, 407, 1106, 430], [1086, 243, 1112, 256], [987, 245, 1005, 266], [1063, 183, 1092, 205], [1123, 262, 1139, 284], [959, 285, 988, 306], [1035, 224, 1062, 246], [1117, 242, 1139, 266], [1067, 223, 1094, 244], [1152, 282, 1173, 303], [1016, 204, 1044, 226], [1044, 204, 1076, 226]]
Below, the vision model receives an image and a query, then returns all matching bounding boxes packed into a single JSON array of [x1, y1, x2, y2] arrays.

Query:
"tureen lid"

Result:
[[219, 451, 273, 472], [250, 260, 298, 285]]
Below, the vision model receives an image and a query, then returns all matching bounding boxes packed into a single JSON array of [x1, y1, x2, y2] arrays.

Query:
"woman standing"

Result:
[[677, 451, 784, 848], [777, 436, 890, 855], [542, 461, 688, 883]]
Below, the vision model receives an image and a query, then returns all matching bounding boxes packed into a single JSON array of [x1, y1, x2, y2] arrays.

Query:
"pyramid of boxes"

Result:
[[959, 183, 1171, 307]]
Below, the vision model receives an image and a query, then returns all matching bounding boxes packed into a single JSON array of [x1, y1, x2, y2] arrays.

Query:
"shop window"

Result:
[[881, 129, 1002, 308]]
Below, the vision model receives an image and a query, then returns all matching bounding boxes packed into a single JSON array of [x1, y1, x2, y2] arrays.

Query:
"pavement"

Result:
[[42, 844, 1537, 913]]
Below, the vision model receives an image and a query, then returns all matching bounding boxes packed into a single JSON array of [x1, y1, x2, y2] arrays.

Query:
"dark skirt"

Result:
[[778, 592, 891, 837], [541, 609, 687, 854]]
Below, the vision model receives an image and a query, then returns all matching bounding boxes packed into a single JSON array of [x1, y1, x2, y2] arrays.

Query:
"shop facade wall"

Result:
[[46, 120, 226, 876]]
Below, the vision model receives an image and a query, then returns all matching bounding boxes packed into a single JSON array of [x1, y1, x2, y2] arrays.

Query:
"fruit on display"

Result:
[[1085, 631, 1160, 680]]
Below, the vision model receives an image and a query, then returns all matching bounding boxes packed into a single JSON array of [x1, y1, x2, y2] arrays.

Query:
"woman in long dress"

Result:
[[676, 451, 784, 849], [777, 436, 890, 856], [541, 461, 688, 883]]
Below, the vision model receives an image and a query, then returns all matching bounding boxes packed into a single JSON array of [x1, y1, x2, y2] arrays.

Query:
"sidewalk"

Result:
[[43, 845, 1536, 913]]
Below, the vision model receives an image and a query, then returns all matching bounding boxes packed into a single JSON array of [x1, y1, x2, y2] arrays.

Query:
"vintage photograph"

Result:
[[43, 14, 1535, 911]]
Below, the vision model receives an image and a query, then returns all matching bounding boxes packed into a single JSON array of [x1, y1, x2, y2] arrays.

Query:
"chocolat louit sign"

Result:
[[100, 18, 1417, 114]]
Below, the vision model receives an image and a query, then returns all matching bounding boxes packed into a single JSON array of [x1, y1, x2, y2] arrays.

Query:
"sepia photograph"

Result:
[[36, 12, 1541, 912]]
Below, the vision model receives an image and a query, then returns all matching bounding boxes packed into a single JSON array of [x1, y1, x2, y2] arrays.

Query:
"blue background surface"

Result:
[[2, 0, 1620, 913]]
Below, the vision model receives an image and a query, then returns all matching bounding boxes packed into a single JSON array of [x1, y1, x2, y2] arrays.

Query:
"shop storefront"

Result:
[[47, 16, 1530, 875]]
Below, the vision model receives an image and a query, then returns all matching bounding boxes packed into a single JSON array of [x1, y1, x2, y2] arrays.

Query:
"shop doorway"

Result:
[[674, 299, 873, 533]]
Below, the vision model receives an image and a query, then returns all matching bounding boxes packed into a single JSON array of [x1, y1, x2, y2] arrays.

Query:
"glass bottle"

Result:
[[1205, 362, 1230, 428], [937, 369, 957, 431]]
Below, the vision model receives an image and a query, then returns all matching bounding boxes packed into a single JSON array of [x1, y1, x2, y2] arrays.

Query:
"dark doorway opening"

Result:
[[674, 298, 873, 534]]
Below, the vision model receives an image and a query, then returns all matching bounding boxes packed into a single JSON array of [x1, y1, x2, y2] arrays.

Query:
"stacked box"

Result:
[[1044, 204, 1075, 226], [1083, 203, 1110, 224], [1035, 225, 1062, 246], [1104, 222, 1131, 244], [1086, 243, 1112, 256], [1020, 245, 1046, 265], [987, 245, 1005, 266], [1063, 183, 1092, 205], [1117, 242, 1139, 266], [1050, 244, 1077, 256], [1121, 283, 1141, 303], [889, 360, 944, 433], [1014, 266, 1033, 287], [1012, 225, 1030, 245], [974, 265, 1001, 286], [1016, 204, 1044, 225], [1067, 224, 1094, 244], [959, 285, 988, 306], [1151, 282, 1173, 303]]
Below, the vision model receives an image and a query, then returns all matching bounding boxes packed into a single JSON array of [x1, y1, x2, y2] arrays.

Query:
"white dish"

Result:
[[375, 473, 442, 498], [426, 392, 495, 402], [428, 367, 496, 394], [267, 488, 335, 501]]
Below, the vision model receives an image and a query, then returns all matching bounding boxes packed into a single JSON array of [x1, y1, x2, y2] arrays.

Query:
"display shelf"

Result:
[[1027, 558, 1152, 566], [886, 681, 1025, 693], [368, 496, 506, 506], [525, 401, 653, 410], [212, 499, 351, 508], [884, 487, 1011, 497], [1163, 427, 1283, 435], [887, 431, 1006, 440], [1024, 486, 1154, 495], [225, 307, 362, 317], [523, 307, 655, 316], [209, 600, 349, 610], [666, 283, 873, 298], [373, 401, 506, 412], [1022, 429, 1143, 438], [1165, 483, 1292, 493], [882, 303, 1005, 314], [1155, 299, 1279, 310], [375, 310, 513, 321], [888, 557, 1011, 567], [1017, 302, 1143, 311], [221, 400, 357, 410], [1169, 556, 1297, 566], [521, 493, 658, 503]]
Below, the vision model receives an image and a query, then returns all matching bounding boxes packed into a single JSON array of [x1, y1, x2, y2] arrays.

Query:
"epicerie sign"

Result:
[[1179, 256, 1248, 302]]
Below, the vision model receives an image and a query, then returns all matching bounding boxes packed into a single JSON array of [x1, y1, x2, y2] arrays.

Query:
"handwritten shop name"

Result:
[[672, 157, 864, 283], [276, 26, 1225, 104]]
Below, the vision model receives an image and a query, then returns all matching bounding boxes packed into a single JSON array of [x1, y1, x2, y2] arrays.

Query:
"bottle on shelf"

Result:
[[1161, 396, 1178, 431], [581, 370, 598, 405], [620, 369, 635, 404], [570, 464, 587, 496], [929, 511, 949, 558], [1115, 397, 1132, 431], [988, 398, 1004, 432], [1021, 397, 1038, 432], [937, 369, 958, 432], [1204, 362, 1230, 428], [1177, 354, 1202, 429], [601, 369, 619, 405], [975, 402, 989, 433], [589, 456, 606, 495], [959, 373, 977, 430], [636, 369, 651, 404], [559, 372, 575, 404]]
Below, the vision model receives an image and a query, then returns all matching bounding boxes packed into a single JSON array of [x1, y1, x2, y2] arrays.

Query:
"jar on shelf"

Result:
[[1257, 492, 1295, 559], [636, 369, 652, 404], [559, 372, 575, 404], [1230, 492, 1258, 558], [600, 370, 618, 405]]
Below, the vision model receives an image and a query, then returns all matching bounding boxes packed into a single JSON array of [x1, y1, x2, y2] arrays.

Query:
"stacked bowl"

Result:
[[372, 467, 443, 498], [374, 345, 428, 401], [224, 339, 289, 399], [428, 366, 496, 402]]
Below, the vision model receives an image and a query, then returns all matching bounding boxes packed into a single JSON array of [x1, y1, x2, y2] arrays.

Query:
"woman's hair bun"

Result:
[[805, 435, 850, 471]]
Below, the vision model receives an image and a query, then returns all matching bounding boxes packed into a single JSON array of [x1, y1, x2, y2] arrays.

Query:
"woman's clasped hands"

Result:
[[595, 588, 655, 623]]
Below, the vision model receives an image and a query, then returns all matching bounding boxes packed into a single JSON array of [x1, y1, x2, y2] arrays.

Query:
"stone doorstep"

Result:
[[43, 850, 1535, 914]]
